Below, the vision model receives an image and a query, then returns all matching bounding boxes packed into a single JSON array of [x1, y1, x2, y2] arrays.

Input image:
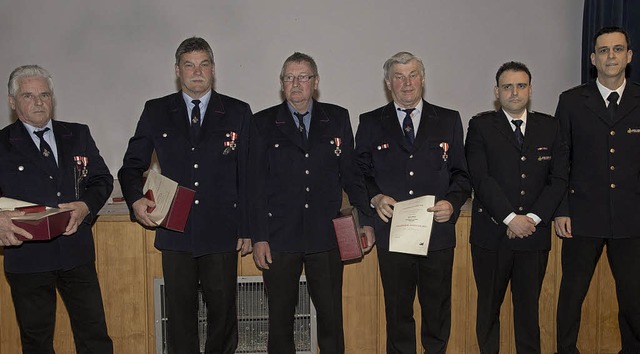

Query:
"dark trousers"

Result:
[[161, 250, 238, 354], [557, 237, 640, 354], [377, 247, 454, 354], [5, 262, 113, 354], [471, 244, 549, 354], [263, 249, 344, 354]]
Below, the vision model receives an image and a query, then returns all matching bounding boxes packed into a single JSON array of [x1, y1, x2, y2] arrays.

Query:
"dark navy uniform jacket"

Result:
[[249, 100, 373, 254], [355, 100, 471, 251], [118, 91, 251, 256], [555, 82, 640, 239], [0, 120, 113, 273], [465, 110, 569, 251]]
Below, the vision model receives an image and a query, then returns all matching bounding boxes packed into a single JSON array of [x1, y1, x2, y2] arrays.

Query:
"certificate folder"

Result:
[[143, 170, 195, 232], [0, 197, 71, 241], [389, 195, 435, 256], [332, 207, 367, 261]]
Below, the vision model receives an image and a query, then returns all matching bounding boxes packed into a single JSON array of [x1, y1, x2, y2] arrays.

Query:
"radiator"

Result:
[[154, 276, 317, 354]]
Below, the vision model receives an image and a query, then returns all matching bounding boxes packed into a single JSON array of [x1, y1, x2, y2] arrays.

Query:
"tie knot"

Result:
[[192, 99, 201, 106], [34, 127, 50, 139], [294, 111, 308, 120], [401, 108, 415, 118], [511, 119, 523, 128], [607, 91, 619, 104]]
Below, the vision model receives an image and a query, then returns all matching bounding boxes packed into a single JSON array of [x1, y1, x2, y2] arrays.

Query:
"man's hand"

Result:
[[132, 197, 156, 227], [58, 201, 90, 235], [0, 210, 32, 246], [253, 241, 272, 270], [237, 238, 252, 256], [361, 225, 376, 253], [507, 215, 536, 238], [371, 194, 396, 223], [554, 216, 573, 238], [428, 200, 454, 223]]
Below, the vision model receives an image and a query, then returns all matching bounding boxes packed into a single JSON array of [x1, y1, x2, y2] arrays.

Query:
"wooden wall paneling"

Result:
[[342, 249, 379, 353], [539, 234, 561, 353], [597, 250, 621, 354], [0, 250, 21, 352], [144, 228, 163, 353], [93, 217, 148, 353], [450, 215, 472, 353]]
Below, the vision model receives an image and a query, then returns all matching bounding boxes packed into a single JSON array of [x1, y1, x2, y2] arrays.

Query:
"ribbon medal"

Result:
[[439, 142, 449, 162], [223, 131, 238, 155], [73, 156, 89, 199], [332, 137, 342, 156]]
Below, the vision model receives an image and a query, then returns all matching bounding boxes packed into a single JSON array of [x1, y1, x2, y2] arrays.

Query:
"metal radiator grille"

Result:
[[154, 276, 317, 354]]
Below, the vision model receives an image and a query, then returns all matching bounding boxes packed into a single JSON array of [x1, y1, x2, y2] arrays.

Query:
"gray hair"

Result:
[[383, 51, 425, 80], [280, 52, 319, 79], [175, 37, 215, 65], [8, 65, 54, 97]]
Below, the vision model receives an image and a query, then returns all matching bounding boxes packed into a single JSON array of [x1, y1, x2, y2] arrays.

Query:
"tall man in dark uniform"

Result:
[[0, 65, 113, 353], [249, 52, 374, 354], [554, 26, 640, 353], [118, 37, 252, 354], [465, 61, 568, 353], [355, 51, 471, 354]]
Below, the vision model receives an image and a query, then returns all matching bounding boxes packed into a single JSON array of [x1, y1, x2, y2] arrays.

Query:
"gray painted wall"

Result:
[[0, 0, 583, 173]]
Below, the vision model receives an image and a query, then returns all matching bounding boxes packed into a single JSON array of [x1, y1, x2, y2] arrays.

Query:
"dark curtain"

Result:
[[582, 0, 640, 83]]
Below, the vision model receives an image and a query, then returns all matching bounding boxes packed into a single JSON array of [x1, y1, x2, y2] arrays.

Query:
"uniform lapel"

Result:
[[521, 112, 540, 151], [199, 91, 227, 144], [8, 121, 52, 175], [308, 100, 330, 148], [413, 100, 435, 151], [616, 82, 640, 124], [492, 109, 521, 150], [275, 101, 305, 150], [380, 102, 411, 152], [52, 121, 73, 181], [169, 93, 190, 143], [583, 83, 612, 126]]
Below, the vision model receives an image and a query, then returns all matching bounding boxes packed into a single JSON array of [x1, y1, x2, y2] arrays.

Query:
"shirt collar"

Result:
[[503, 109, 528, 124], [22, 119, 54, 136], [182, 90, 212, 110], [596, 78, 625, 105], [394, 100, 423, 118]]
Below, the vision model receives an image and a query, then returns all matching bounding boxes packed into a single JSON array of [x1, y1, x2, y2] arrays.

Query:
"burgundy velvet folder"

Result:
[[332, 207, 367, 261], [13, 206, 72, 241], [145, 186, 195, 232]]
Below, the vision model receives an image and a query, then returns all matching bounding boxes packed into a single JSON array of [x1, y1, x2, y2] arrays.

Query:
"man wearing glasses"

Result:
[[355, 51, 471, 354], [249, 52, 374, 354]]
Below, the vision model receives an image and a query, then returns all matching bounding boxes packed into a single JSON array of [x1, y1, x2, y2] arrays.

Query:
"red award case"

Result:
[[143, 170, 195, 233], [332, 207, 367, 261], [12, 205, 72, 241]]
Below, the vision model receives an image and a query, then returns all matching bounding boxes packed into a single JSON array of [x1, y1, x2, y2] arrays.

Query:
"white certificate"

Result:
[[389, 195, 435, 256]]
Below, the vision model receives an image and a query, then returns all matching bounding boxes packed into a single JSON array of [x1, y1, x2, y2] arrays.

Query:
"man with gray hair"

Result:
[[119, 37, 252, 353], [0, 64, 114, 353], [355, 51, 471, 353]]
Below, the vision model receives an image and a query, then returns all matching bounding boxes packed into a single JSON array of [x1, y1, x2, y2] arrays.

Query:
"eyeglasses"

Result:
[[282, 74, 316, 82]]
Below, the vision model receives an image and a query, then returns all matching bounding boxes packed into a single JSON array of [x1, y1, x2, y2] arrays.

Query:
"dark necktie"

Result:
[[607, 91, 619, 121], [294, 111, 309, 145], [401, 108, 416, 146], [33, 127, 58, 171], [511, 119, 524, 149], [190, 99, 201, 144]]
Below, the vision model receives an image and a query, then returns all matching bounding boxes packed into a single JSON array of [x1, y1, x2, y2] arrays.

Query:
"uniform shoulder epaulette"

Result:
[[530, 111, 554, 119], [563, 82, 589, 94], [472, 110, 496, 119]]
